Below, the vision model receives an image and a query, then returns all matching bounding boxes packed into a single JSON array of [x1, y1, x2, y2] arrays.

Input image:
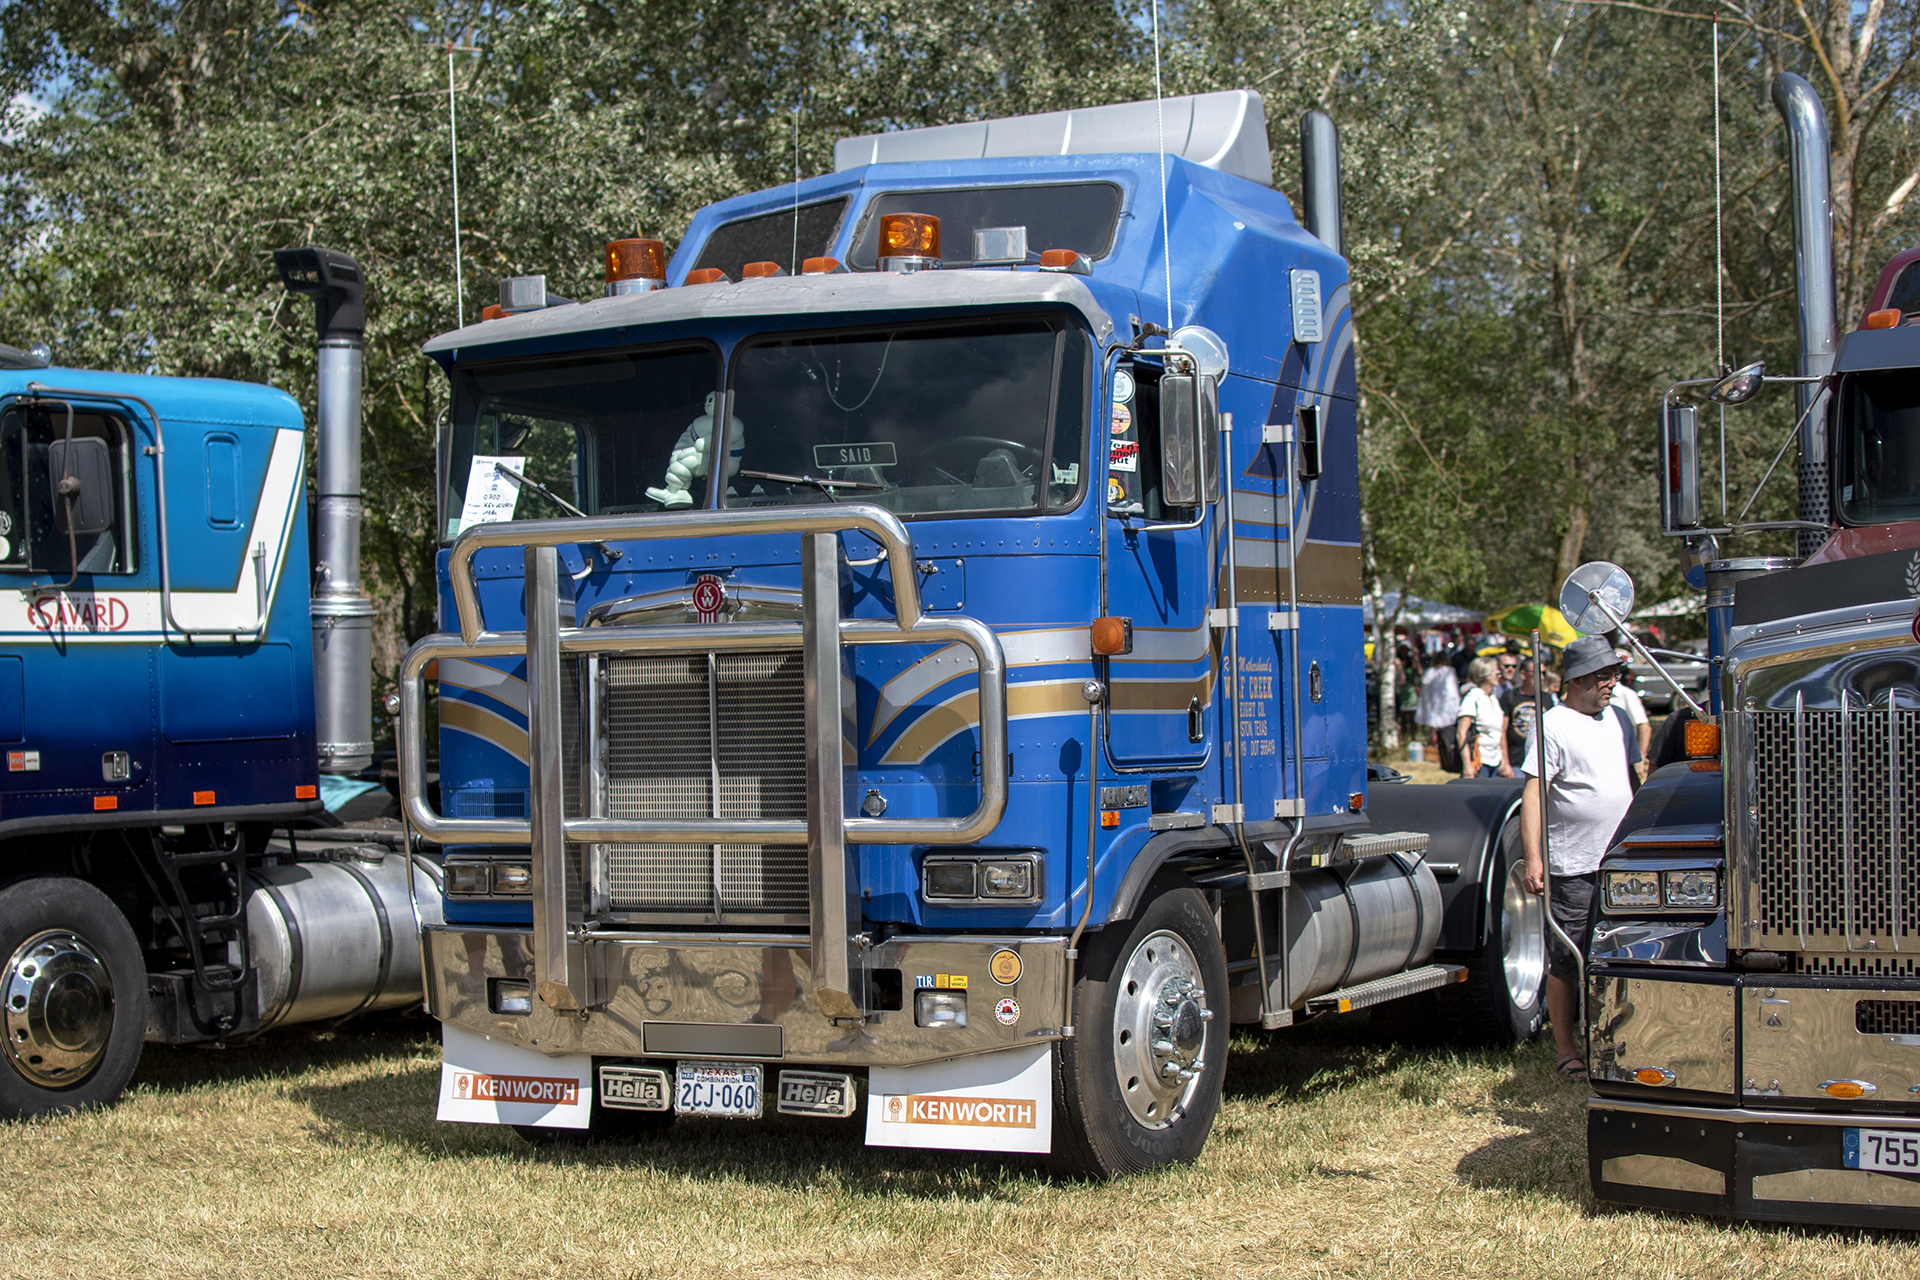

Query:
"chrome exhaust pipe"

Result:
[[276, 248, 376, 773], [1770, 74, 1839, 558]]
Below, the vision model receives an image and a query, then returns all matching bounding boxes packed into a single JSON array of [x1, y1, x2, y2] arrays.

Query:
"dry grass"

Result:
[[1, 1016, 1914, 1279]]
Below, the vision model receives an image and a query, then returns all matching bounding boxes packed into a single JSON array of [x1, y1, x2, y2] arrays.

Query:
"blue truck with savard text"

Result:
[[401, 89, 1548, 1174], [0, 250, 440, 1118]]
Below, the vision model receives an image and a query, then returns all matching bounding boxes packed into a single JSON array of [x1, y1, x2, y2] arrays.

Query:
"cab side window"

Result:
[[0, 406, 137, 577]]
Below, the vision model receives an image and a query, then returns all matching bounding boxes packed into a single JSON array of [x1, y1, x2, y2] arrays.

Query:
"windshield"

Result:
[[1837, 369, 1920, 525], [444, 346, 720, 538], [727, 318, 1088, 517]]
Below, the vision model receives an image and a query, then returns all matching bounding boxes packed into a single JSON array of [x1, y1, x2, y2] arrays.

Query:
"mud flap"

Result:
[[437, 1023, 592, 1129], [866, 1044, 1053, 1154]]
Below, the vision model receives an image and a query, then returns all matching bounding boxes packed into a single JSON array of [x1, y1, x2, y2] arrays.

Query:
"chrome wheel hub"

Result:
[[1111, 929, 1213, 1128], [1502, 859, 1546, 1010], [3, 930, 116, 1088]]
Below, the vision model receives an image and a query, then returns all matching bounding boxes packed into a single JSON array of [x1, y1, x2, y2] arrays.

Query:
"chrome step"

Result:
[[1304, 962, 1465, 1015]]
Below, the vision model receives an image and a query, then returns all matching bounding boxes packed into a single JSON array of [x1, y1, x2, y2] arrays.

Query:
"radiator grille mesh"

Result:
[[578, 651, 808, 916], [1749, 705, 1920, 969]]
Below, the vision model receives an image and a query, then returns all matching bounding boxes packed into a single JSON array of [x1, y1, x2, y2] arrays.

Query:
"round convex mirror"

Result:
[[1169, 326, 1229, 380], [1559, 561, 1636, 635]]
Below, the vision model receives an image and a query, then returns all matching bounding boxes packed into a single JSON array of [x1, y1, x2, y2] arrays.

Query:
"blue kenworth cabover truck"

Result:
[[1580, 73, 1920, 1228], [0, 250, 440, 1119], [403, 90, 1542, 1174]]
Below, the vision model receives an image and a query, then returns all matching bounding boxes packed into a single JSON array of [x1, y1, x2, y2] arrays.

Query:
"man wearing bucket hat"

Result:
[[1520, 635, 1638, 1081]]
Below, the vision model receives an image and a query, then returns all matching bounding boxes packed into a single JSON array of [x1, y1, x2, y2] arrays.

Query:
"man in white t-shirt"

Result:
[[1416, 658, 1463, 769], [1521, 636, 1636, 1081]]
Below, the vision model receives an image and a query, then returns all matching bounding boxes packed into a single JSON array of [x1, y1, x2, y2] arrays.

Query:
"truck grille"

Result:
[[569, 651, 808, 919], [1857, 999, 1920, 1035], [1749, 705, 1920, 971]]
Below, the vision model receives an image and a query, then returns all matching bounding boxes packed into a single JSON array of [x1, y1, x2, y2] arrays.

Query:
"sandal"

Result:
[[1555, 1053, 1589, 1081]]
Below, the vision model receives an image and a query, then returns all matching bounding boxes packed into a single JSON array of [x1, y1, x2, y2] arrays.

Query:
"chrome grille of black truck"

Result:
[[1748, 704, 1920, 970], [567, 651, 809, 920]]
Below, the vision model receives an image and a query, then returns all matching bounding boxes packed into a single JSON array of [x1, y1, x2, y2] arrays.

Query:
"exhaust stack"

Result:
[[1299, 111, 1344, 257], [1771, 73, 1840, 557], [275, 247, 374, 774]]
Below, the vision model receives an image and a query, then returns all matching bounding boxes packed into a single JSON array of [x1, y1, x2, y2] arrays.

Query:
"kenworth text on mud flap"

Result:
[[0, 251, 442, 1119], [1579, 72, 1920, 1228], [403, 91, 1543, 1175]]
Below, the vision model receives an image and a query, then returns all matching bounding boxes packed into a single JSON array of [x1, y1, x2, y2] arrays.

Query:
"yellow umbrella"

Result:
[[1484, 603, 1580, 650]]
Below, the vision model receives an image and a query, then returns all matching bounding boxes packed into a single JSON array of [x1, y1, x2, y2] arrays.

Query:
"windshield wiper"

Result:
[[736, 468, 886, 503], [494, 463, 623, 564]]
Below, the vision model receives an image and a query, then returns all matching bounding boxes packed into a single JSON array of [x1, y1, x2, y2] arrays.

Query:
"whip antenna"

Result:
[[1713, 14, 1727, 518], [1150, 0, 1174, 335], [448, 42, 466, 328]]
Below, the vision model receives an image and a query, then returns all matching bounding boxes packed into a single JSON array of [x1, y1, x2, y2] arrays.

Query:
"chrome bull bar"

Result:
[[398, 504, 1008, 1017]]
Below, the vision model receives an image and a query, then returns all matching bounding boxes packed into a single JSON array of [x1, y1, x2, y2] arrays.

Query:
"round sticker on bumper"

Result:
[[994, 997, 1020, 1026]]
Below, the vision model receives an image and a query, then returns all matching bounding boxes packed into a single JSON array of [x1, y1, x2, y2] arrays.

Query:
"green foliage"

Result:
[[2, 0, 1917, 671]]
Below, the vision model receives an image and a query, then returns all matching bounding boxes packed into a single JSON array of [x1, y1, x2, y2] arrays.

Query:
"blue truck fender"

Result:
[[1106, 814, 1373, 925], [1365, 777, 1524, 954]]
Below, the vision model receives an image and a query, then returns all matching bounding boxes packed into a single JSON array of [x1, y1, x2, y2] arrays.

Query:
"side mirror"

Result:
[[1559, 560, 1637, 635], [49, 437, 114, 536], [1661, 402, 1702, 532], [1709, 360, 1764, 405], [1199, 373, 1221, 503], [1161, 370, 1201, 506]]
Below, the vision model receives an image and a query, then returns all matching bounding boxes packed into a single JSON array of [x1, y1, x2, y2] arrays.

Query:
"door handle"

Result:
[[1188, 697, 1204, 743]]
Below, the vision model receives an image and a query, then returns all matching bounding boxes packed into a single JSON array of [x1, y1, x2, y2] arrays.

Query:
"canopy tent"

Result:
[[1485, 603, 1581, 649], [1365, 591, 1483, 628]]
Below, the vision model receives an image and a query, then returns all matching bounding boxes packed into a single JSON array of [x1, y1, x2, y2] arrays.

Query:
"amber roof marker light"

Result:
[[878, 213, 942, 273], [605, 237, 668, 295]]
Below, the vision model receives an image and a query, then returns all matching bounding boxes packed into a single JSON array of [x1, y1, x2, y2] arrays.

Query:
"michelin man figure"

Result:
[[646, 392, 745, 507]]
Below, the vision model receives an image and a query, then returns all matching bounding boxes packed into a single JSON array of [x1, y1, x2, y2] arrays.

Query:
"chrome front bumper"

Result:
[[424, 926, 1065, 1068]]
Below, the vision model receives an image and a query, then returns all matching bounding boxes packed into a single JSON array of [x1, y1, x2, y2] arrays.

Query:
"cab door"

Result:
[[1102, 357, 1216, 769], [0, 398, 158, 809]]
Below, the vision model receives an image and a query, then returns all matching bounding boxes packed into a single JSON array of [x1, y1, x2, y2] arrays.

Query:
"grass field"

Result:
[[3, 1015, 1915, 1279]]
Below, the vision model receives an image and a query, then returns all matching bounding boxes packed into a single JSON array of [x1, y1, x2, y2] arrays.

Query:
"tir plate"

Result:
[[1845, 1127, 1920, 1174], [674, 1061, 763, 1118]]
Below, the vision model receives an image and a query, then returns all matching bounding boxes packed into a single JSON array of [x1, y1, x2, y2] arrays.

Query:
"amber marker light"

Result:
[[605, 237, 668, 294], [1824, 1079, 1875, 1099], [1868, 308, 1903, 329], [480, 304, 504, 322], [1684, 719, 1720, 758], [684, 268, 730, 285], [1349, 793, 1365, 813], [881, 212, 940, 257], [295, 784, 318, 800], [742, 261, 787, 279], [1101, 811, 1120, 828], [1090, 616, 1132, 655], [1633, 1067, 1676, 1086], [194, 790, 216, 806], [1039, 248, 1091, 275], [801, 256, 846, 275], [93, 796, 116, 811]]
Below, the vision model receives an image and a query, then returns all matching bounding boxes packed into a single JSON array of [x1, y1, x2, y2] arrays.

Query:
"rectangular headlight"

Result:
[[491, 863, 533, 894], [979, 860, 1033, 898], [446, 862, 490, 897], [1605, 870, 1662, 910], [915, 990, 967, 1028], [1663, 868, 1719, 909], [923, 860, 977, 899]]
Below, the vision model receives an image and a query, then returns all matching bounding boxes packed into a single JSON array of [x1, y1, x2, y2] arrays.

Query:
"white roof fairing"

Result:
[[833, 91, 1273, 189]]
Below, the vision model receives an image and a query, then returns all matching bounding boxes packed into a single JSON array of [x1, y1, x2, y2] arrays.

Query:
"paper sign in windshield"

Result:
[[814, 442, 898, 469], [1109, 440, 1140, 473], [457, 456, 526, 534]]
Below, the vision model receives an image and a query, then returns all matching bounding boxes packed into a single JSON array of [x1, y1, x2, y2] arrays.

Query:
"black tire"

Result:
[[0, 877, 147, 1119], [1438, 814, 1546, 1046], [1053, 879, 1229, 1177]]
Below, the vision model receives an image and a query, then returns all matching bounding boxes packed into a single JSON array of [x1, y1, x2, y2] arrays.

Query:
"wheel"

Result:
[[1053, 879, 1229, 1177], [1439, 814, 1546, 1045], [0, 877, 147, 1119]]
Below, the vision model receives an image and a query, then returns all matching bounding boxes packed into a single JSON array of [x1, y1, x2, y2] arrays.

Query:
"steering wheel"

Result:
[[919, 436, 1043, 481]]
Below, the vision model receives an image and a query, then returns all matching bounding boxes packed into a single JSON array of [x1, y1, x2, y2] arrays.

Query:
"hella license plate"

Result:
[[599, 1065, 670, 1112], [1845, 1127, 1920, 1173], [674, 1062, 763, 1118]]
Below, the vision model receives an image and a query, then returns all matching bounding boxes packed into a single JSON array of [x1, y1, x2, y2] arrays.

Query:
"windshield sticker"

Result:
[[457, 455, 526, 534], [813, 441, 899, 469], [1110, 404, 1131, 435], [1109, 440, 1139, 473], [1052, 464, 1080, 486], [1112, 368, 1135, 403]]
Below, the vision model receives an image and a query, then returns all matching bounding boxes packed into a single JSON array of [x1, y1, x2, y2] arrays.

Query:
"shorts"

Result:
[[1546, 872, 1597, 982]]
